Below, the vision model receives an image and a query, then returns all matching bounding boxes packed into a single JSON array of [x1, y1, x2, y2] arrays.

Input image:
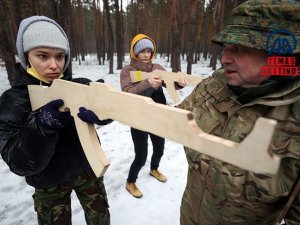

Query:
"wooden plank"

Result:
[[130, 70, 203, 103], [28, 79, 280, 176], [28, 82, 109, 177]]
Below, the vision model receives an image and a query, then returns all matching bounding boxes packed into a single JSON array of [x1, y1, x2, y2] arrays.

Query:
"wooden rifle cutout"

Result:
[[28, 79, 280, 177], [130, 70, 203, 103]]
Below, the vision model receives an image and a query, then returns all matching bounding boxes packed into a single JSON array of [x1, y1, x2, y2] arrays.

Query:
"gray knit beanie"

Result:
[[133, 38, 154, 55], [16, 15, 71, 72]]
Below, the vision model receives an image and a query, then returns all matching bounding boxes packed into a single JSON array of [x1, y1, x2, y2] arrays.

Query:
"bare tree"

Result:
[[209, 0, 247, 69], [0, 0, 252, 83], [208, 0, 220, 70], [0, 0, 18, 84], [186, 0, 197, 74], [136, 0, 145, 34], [101, 5, 106, 65], [194, 0, 205, 63], [115, 0, 124, 69], [103, 0, 114, 74], [169, 0, 181, 72], [93, 0, 103, 65]]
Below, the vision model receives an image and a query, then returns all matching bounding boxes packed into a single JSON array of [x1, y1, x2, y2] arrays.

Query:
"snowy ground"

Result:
[[0, 55, 216, 225]]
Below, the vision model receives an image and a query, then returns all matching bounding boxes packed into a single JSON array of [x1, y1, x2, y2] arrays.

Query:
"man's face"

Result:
[[220, 44, 269, 88]]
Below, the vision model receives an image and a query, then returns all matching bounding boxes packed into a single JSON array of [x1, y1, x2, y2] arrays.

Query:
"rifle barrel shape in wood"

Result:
[[28, 80, 280, 177]]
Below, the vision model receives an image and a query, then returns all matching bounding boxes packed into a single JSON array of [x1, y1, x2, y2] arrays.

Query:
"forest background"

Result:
[[0, 0, 247, 84]]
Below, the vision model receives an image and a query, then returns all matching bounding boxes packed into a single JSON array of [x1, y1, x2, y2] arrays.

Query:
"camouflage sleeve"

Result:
[[285, 190, 300, 225], [283, 101, 300, 225], [176, 71, 221, 111], [176, 89, 196, 111], [176, 77, 209, 111]]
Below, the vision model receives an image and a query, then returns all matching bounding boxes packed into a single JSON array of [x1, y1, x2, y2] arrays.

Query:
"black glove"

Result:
[[77, 107, 113, 125], [38, 99, 71, 129]]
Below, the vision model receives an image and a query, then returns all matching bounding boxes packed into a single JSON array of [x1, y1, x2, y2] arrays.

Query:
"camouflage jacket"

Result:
[[178, 69, 300, 225]]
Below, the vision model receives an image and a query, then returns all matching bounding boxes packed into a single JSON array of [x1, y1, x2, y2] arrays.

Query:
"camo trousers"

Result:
[[32, 170, 110, 225]]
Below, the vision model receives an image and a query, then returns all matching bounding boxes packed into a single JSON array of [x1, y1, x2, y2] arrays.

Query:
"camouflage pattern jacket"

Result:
[[178, 69, 300, 225]]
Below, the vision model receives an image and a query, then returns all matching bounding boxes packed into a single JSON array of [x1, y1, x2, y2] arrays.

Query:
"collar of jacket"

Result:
[[212, 69, 300, 107], [228, 79, 285, 104], [11, 63, 72, 88], [130, 58, 154, 72], [26, 64, 63, 84]]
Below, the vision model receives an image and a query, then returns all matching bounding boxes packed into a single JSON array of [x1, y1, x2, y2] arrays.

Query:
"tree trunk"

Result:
[[101, 4, 106, 65], [0, 0, 18, 84], [193, 0, 205, 64], [120, 0, 125, 61], [93, 0, 102, 65], [59, 0, 73, 72], [103, 0, 114, 74], [186, 0, 197, 74], [136, 0, 146, 33], [169, 0, 181, 72], [115, 0, 124, 69], [209, 0, 219, 70]]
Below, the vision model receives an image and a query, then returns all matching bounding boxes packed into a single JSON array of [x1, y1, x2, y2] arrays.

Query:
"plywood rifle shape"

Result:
[[28, 79, 280, 177], [130, 70, 203, 103]]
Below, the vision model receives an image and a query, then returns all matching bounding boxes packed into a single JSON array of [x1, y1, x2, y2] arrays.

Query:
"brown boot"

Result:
[[150, 169, 167, 182], [126, 182, 143, 198]]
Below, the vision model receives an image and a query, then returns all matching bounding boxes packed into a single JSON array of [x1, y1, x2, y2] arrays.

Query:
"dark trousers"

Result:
[[127, 127, 165, 183]]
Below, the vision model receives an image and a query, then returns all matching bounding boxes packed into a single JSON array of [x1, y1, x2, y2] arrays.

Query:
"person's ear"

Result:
[[25, 53, 31, 68]]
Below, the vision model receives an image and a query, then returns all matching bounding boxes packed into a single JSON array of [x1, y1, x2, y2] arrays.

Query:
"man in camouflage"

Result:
[[178, 1, 300, 224]]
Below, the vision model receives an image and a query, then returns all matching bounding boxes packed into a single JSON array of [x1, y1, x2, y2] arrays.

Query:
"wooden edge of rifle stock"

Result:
[[186, 113, 280, 174], [129, 70, 181, 103], [28, 81, 110, 178], [238, 117, 281, 173], [29, 80, 281, 175], [130, 70, 203, 103], [73, 115, 110, 177], [89, 82, 280, 174], [152, 70, 203, 85]]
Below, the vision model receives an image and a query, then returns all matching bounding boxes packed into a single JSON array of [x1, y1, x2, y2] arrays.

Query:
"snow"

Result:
[[0, 55, 217, 225]]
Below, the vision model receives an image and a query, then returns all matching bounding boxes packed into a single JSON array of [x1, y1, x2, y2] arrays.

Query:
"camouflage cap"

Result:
[[212, 0, 300, 53]]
